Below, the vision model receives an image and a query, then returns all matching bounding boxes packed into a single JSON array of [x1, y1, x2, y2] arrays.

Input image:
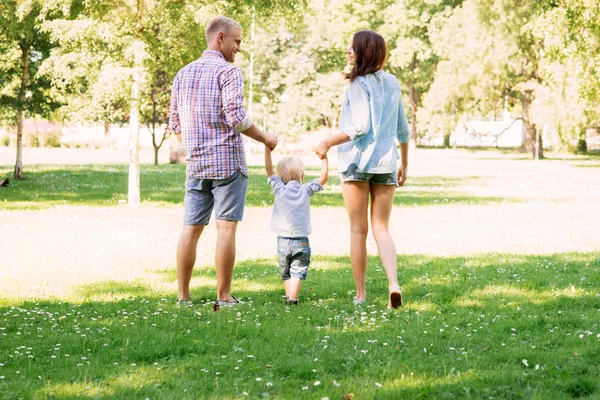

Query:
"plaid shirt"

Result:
[[169, 50, 252, 179]]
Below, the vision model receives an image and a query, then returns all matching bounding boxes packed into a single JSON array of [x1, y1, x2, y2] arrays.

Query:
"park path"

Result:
[[2, 200, 599, 299], [1, 148, 599, 298]]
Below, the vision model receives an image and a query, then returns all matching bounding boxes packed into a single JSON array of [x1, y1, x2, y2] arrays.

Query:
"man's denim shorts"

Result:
[[340, 163, 398, 185], [183, 170, 248, 225], [277, 237, 311, 280]]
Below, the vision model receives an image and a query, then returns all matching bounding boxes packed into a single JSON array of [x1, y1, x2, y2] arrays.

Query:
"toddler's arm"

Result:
[[318, 154, 328, 186], [265, 145, 275, 177]]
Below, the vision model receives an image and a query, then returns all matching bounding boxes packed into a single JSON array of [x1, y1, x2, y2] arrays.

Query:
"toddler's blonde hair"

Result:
[[276, 156, 304, 184]]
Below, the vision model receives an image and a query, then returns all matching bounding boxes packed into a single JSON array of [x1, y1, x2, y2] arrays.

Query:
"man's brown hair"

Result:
[[345, 30, 387, 82], [205, 16, 242, 42]]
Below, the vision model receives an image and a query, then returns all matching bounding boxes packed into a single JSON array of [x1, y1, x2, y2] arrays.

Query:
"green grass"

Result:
[[0, 164, 511, 210], [1, 252, 599, 399]]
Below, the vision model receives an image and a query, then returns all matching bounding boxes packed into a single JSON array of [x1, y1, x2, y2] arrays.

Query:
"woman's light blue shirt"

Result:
[[338, 70, 410, 174]]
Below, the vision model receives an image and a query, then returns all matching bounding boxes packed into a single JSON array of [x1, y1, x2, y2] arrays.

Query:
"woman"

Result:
[[316, 30, 409, 309]]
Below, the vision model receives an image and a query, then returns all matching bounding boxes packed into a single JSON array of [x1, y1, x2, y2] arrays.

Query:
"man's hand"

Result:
[[397, 166, 408, 187], [264, 132, 278, 151], [315, 140, 330, 160]]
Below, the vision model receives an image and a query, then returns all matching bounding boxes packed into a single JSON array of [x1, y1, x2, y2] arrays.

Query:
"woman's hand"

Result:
[[397, 166, 408, 187], [315, 140, 330, 160]]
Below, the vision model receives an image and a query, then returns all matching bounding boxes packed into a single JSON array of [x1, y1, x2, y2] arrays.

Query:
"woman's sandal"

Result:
[[389, 290, 402, 309]]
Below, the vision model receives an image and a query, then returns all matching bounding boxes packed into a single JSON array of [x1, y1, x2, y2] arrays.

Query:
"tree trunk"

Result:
[[128, 0, 144, 207], [14, 44, 29, 180], [129, 60, 141, 206], [521, 90, 543, 159]]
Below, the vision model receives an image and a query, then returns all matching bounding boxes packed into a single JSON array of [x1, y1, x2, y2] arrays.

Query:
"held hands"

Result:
[[264, 132, 278, 151], [397, 166, 408, 187], [315, 140, 330, 160]]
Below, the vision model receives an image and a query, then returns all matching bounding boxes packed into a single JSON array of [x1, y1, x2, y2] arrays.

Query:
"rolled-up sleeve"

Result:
[[221, 67, 253, 132], [342, 81, 371, 141], [168, 73, 181, 134], [396, 91, 410, 144]]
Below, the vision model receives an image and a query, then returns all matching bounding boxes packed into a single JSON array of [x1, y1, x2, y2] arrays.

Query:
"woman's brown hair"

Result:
[[345, 30, 387, 82]]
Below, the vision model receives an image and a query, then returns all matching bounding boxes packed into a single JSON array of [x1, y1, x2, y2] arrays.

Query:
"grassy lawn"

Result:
[[1, 252, 599, 398], [2, 151, 599, 398], [0, 164, 510, 210]]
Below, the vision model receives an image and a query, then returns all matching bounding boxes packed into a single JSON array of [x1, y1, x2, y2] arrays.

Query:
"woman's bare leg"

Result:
[[341, 181, 370, 301], [370, 184, 401, 296]]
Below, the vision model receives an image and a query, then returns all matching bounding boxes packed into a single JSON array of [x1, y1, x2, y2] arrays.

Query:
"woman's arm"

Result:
[[264, 145, 275, 177], [397, 142, 409, 187], [396, 89, 410, 187], [315, 132, 350, 159]]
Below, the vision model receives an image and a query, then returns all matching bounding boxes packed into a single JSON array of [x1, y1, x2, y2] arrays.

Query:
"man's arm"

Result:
[[168, 74, 182, 141], [221, 68, 278, 150], [265, 145, 275, 177], [318, 154, 328, 186], [242, 124, 278, 151]]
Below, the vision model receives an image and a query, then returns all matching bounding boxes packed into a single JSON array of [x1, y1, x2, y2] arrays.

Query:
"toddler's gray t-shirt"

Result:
[[268, 175, 323, 237]]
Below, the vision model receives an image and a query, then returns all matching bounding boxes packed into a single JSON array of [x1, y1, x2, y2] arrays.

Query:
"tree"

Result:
[[41, 0, 306, 205], [381, 0, 463, 146], [531, 0, 600, 152], [0, 0, 61, 180], [422, 0, 548, 157]]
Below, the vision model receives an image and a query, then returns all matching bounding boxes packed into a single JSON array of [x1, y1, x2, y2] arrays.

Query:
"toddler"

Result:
[[264, 146, 328, 305]]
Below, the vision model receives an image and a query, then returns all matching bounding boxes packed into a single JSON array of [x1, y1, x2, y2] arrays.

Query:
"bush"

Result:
[[44, 131, 62, 148], [28, 134, 40, 147], [576, 139, 587, 154]]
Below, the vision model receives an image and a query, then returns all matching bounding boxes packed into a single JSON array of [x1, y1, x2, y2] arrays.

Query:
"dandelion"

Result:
[[267, 382, 273, 387], [375, 382, 382, 387], [302, 386, 308, 390], [333, 380, 341, 387], [535, 365, 540, 370], [314, 381, 320, 386], [522, 359, 529, 367], [256, 378, 262, 382]]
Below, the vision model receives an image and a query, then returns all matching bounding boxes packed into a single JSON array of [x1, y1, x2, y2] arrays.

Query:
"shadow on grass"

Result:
[[0, 164, 514, 210], [2, 252, 598, 398]]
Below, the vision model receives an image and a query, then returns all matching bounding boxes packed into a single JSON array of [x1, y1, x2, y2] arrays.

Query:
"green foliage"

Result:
[[1, 134, 10, 146], [2, 0, 598, 156], [0, 0, 62, 124], [530, 0, 600, 150]]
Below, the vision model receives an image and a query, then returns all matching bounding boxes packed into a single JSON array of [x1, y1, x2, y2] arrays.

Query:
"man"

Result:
[[168, 16, 278, 307]]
